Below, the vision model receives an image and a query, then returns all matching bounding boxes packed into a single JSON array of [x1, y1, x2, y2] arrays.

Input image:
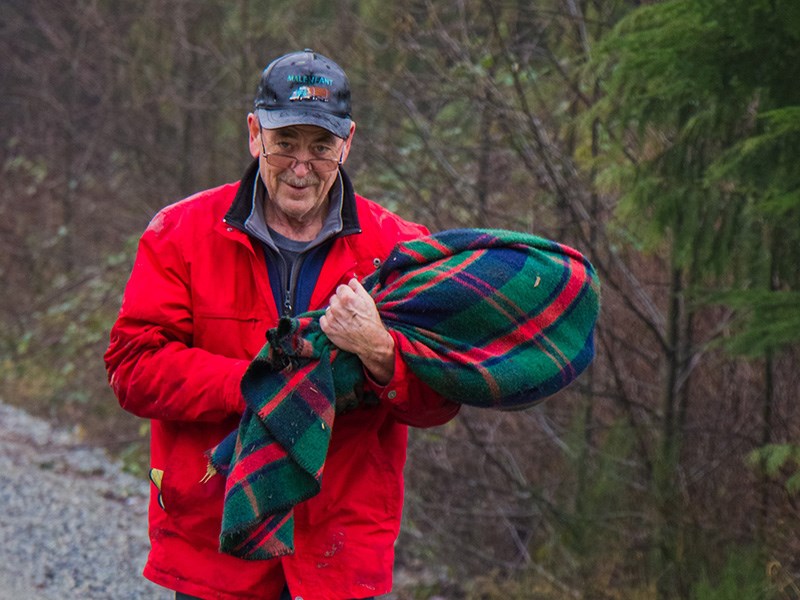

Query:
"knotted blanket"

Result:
[[206, 228, 601, 559]]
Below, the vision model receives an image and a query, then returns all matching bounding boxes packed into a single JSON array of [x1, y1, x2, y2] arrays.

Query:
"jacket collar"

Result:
[[224, 159, 361, 236]]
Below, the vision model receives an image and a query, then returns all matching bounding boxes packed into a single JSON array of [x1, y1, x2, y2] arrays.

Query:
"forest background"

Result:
[[1, 0, 799, 598]]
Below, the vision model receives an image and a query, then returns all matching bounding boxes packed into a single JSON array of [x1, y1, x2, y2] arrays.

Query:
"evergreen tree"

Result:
[[593, 0, 800, 596]]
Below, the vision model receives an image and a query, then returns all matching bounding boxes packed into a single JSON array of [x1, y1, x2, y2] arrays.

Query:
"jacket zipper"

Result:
[[279, 252, 293, 316]]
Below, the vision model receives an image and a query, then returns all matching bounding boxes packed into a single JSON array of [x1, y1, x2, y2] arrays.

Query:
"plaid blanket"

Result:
[[206, 228, 600, 559]]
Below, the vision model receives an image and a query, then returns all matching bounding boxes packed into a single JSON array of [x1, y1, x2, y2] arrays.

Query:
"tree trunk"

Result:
[[655, 248, 685, 600]]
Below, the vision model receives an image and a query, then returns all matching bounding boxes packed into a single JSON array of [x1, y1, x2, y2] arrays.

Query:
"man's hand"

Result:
[[319, 278, 395, 385]]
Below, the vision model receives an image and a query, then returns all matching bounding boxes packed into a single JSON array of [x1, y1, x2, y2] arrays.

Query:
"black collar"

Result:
[[224, 159, 361, 236]]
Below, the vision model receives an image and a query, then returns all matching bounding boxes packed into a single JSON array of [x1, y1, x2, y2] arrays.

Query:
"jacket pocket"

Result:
[[155, 422, 232, 546], [193, 311, 267, 359]]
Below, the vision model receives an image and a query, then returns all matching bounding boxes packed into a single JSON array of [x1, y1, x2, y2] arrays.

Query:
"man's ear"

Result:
[[247, 113, 261, 159], [340, 121, 357, 163]]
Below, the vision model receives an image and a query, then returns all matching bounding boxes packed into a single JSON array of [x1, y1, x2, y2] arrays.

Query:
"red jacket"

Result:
[[105, 165, 459, 600]]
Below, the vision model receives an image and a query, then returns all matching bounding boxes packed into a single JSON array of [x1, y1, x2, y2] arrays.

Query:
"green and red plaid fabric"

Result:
[[208, 228, 601, 559]]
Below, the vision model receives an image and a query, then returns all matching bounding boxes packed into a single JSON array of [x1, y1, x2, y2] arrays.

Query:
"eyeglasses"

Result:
[[259, 132, 344, 173]]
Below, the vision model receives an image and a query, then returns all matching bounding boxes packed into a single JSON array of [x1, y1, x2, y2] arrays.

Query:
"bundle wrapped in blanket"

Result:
[[205, 228, 601, 559]]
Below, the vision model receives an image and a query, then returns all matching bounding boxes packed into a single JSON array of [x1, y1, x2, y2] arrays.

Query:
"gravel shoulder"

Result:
[[0, 402, 170, 599]]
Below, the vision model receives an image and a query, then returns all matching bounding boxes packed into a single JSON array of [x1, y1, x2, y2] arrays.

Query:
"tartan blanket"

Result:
[[206, 228, 601, 559]]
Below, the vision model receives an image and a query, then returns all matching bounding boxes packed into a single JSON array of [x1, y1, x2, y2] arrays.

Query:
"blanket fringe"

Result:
[[200, 463, 217, 484]]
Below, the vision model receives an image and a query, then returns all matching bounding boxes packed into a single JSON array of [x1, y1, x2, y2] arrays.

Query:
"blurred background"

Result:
[[1, 0, 799, 598]]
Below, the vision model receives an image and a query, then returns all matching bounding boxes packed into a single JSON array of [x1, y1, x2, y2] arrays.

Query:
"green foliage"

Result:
[[593, 0, 800, 358], [596, 1, 725, 128], [691, 548, 771, 600], [117, 421, 152, 477], [712, 108, 800, 199], [708, 105, 800, 290], [593, 0, 755, 270], [748, 444, 800, 494], [543, 417, 655, 594], [563, 417, 640, 542], [587, 3, 800, 596], [0, 235, 137, 440], [711, 290, 800, 356]]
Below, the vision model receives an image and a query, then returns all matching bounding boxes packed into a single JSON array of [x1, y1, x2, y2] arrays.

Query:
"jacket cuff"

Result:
[[363, 332, 411, 411]]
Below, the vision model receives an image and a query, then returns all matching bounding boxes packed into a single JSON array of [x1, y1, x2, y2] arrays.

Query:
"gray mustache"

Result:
[[280, 174, 320, 187]]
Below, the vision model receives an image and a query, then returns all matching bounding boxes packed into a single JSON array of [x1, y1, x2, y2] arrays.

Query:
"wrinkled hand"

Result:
[[319, 278, 395, 385]]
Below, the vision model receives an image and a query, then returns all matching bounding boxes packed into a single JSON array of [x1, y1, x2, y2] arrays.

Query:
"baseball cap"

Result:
[[254, 49, 352, 139]]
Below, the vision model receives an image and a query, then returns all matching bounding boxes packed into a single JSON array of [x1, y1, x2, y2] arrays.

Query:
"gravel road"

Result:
[[0, 402, 170, 600], [0, 402, 441, 600]]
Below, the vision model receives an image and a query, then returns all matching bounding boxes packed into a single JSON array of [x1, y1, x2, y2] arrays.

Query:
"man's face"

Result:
[[248, 116, 355, 234]]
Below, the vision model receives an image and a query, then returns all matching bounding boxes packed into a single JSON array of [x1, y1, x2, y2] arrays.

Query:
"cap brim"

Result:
[[256, 108, 352, 139]]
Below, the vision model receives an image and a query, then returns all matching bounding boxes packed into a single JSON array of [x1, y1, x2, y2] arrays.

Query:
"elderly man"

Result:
[[105, 50, 459, 600]]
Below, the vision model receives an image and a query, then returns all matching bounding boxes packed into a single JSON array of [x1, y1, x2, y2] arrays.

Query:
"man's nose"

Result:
[[290, 150, 315, 176], [291, 159, 312, 176]]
